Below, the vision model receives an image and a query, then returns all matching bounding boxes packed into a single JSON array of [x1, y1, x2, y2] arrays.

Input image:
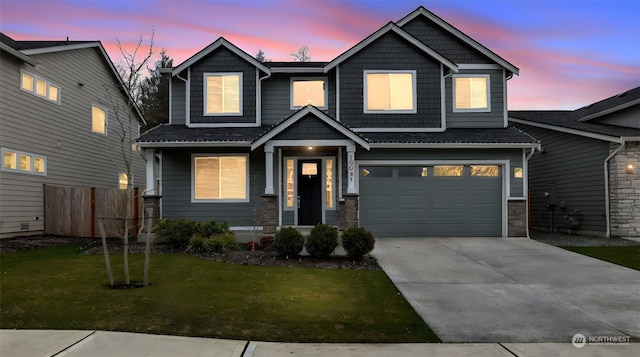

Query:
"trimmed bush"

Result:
[[305, 224, 338, 258], [207, 232, 240, 253], [199, 221, 230, 237], [260, 236, 275, 251], [152, 218, 200, 249], [187, 234, 208, 254], [341, 227, 375, 259], [275, 227, 304, 257]]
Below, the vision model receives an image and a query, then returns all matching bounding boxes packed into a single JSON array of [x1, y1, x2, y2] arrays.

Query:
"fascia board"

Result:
[[577, 100, 640, 122], [509, 117, 623, 143], [138, 141, 252, 148], [172, 38, 270, 76], [370, 142, 541, 149]]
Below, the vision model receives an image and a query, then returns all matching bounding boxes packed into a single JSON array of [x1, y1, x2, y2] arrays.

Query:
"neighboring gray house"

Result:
[[0, 34, 146, 238], [510, 87, 640, 237], [138, 6, 539, 238]]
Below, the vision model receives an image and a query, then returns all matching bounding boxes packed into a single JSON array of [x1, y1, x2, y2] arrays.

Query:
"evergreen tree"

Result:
[[139, 49, 173, 130]]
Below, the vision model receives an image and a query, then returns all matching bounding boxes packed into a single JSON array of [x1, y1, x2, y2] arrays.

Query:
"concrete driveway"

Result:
[[373, 238, 640, 343]]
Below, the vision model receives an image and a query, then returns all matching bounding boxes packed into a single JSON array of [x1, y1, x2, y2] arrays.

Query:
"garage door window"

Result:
[[397, 166, 429, 177], [361, 167, 393, 177], [434, 166, 463, 176], [470, 165, 499, 177]]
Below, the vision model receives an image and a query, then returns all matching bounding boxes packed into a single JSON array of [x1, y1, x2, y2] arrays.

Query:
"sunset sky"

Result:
[[1, 0, 638, 110]]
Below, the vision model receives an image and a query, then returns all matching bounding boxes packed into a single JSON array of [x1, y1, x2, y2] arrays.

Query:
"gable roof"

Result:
[[325, 22, 458, 73], [396, 6, 519, 76], [1, 33, 146, 126], [251, 105, 370, 150], [172, 37, 271, 75], [509, 87, 640, 142]]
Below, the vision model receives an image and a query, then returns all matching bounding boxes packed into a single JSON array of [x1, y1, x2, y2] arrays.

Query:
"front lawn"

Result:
[[0, 245, 439, 343], [561, 246, 640, 271]]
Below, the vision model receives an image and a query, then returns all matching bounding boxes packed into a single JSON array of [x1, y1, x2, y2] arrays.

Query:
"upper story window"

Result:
[[91, 105, 107, 134], [291, 77, 327, 110], [204, 73, 242, 115], [453, 75, 490, 112], [1, 147, 46, 176], [20, 70, 60, 104], [364, 70, 416, 113]]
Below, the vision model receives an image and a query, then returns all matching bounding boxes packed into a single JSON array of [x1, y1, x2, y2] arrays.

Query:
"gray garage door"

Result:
[[359, 165, 502, 237]]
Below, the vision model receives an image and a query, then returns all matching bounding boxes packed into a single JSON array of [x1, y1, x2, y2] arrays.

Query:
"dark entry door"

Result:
[[298, 159, 322, 225]]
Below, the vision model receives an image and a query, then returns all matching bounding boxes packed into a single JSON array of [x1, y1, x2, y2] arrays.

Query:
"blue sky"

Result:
[[1, 0, 638, 109]]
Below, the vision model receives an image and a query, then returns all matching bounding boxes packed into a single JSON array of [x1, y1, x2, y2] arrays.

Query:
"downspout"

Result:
[[258, 70, 272, 126], [175, 70, 188, 125], [524, 147, 536, 238], [604, 140, 626, 237]]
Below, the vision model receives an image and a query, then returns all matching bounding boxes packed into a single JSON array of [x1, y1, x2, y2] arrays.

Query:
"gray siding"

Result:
[[513, 124, 609, 233], [445, 69, 506, 128], [590, 105, 639, 129], [189, 47, 257, 124], [0, 47, 146, 237], [161, 148, 265, 226], [339, 31, 442, 129], [170, 74, 186, 125], [261, 74, 337, 126], [400, 16, 494, 64], [272, 115, 348, 141]]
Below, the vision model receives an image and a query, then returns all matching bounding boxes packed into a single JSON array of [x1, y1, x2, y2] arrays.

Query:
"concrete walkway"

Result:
[[1, 330, 638, 356], [373, 237, 640, 343]]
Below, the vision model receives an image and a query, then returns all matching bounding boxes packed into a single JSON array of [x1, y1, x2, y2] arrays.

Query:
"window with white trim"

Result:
[[364, 71, 416, 113], [1, 147, 46, 175], [20, 70, 60, 104], [91, 105, 107, 134], [193, 155, 248, 201], [291, 77, 327, 109], [453, 75, 490, 112], [204, 73, 242, 115]]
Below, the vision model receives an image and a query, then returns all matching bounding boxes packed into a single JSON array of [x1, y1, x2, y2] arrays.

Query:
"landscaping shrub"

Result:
[[341, 227, 375, 259], [187, 234, 208, 254], [275, 227, 304, 257], [152, 218, 200, 249], [246, 241, 259, 251], [198, 221, 230, 237], [305, 224, 338, 258], [207, 232, 240, 253], [260, 236, 275, 251]]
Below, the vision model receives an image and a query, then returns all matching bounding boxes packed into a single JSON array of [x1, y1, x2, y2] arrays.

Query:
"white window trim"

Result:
[[1, 147, 47, 176], [290, 76, 328, 110], [203, 72, 243, 116], [363, 70, 417, 114], [452, 74, 491, 113], [91, 104, 108, 135], [191, 153, 250, 203], [282, 156, 336, 212], [20, 70, 61, 105]]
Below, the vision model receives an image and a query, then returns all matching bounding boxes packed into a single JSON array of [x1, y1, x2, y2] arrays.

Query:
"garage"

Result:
[[359, 164, 503, 237]]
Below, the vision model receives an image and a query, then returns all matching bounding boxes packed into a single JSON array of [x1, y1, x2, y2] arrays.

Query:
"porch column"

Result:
[[144, 148, 156, 195], [346, 143, 356, 194], [264, 146, 275, 195]]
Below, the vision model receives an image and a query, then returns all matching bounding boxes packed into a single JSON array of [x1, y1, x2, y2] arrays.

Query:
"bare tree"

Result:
[[290, 45, 311, 62], [102, 32, 154, 286]]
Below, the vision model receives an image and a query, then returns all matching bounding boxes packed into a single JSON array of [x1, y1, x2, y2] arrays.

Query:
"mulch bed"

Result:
[[0, 235, 381, 270]]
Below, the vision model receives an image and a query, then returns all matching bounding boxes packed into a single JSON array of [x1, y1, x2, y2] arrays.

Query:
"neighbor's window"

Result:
[[365, 71, 416, 113], [20, 70, 60, 104], [434, 165, 463, 177], [286, 159, 294, 208], [326, 159, 334, 208], [470, 165, 499, 177], [91, 105, 107, 134], [291, 77, 327, 109], [1, 147, 46, 175], [454, 75, 490, 111], [119, 172, 128, 190], [204, 73, 242, 115], [193, 155, 248, 201]]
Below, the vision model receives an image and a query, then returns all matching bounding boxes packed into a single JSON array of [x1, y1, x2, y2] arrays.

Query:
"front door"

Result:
[[298, 159, 322, 225]]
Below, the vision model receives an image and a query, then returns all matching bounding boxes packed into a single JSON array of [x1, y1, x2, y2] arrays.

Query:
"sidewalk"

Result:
[[1, 330, 637, 357]]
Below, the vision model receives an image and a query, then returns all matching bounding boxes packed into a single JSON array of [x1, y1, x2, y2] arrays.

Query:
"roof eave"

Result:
[[509, 117, 626, 143], [370, 142, 540, 149], [0, 42, 36, 65], [138, 141, 253, 148], [577, 99, 640, 122]]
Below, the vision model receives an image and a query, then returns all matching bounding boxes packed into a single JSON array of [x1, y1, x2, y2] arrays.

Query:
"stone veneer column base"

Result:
[[508, 200, 527, 237], [339, 194, 359, 230], [262, 194, 278, 235], [609, 142, 640, 237]]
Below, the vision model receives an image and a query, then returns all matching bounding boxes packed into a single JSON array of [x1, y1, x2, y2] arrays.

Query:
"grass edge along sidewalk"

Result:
[[0, 244, 440, 343]]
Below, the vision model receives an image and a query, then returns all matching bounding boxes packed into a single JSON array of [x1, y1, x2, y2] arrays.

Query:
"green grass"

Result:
[[561, 246, 640, 271], [0, 245, 439, 343]]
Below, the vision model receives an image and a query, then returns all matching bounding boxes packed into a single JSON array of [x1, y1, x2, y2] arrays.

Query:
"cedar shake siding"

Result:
[[189, 47, 257, 124], [338, 31, 442, 129]]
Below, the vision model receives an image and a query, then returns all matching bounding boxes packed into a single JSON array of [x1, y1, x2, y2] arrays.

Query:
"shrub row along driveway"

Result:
[[373, 237, 640, 343]]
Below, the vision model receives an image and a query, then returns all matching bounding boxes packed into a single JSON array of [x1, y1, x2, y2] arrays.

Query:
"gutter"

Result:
[[603, 140, 626, 237]]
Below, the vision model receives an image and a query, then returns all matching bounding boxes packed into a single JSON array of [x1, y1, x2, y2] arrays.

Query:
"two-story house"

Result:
[[137, 6, 539, 238], [0, 34, 146, 238]]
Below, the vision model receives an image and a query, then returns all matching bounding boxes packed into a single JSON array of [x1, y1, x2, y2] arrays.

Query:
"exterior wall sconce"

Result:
[[626, 163, 635, 174]]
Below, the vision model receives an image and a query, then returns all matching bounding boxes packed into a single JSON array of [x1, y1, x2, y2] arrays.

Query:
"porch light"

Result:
[[307, 146, 314, 150], [626, 163, 635, 174]]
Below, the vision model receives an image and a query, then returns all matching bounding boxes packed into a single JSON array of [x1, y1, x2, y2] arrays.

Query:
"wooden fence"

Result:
[[44, 184, 141, 238]]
